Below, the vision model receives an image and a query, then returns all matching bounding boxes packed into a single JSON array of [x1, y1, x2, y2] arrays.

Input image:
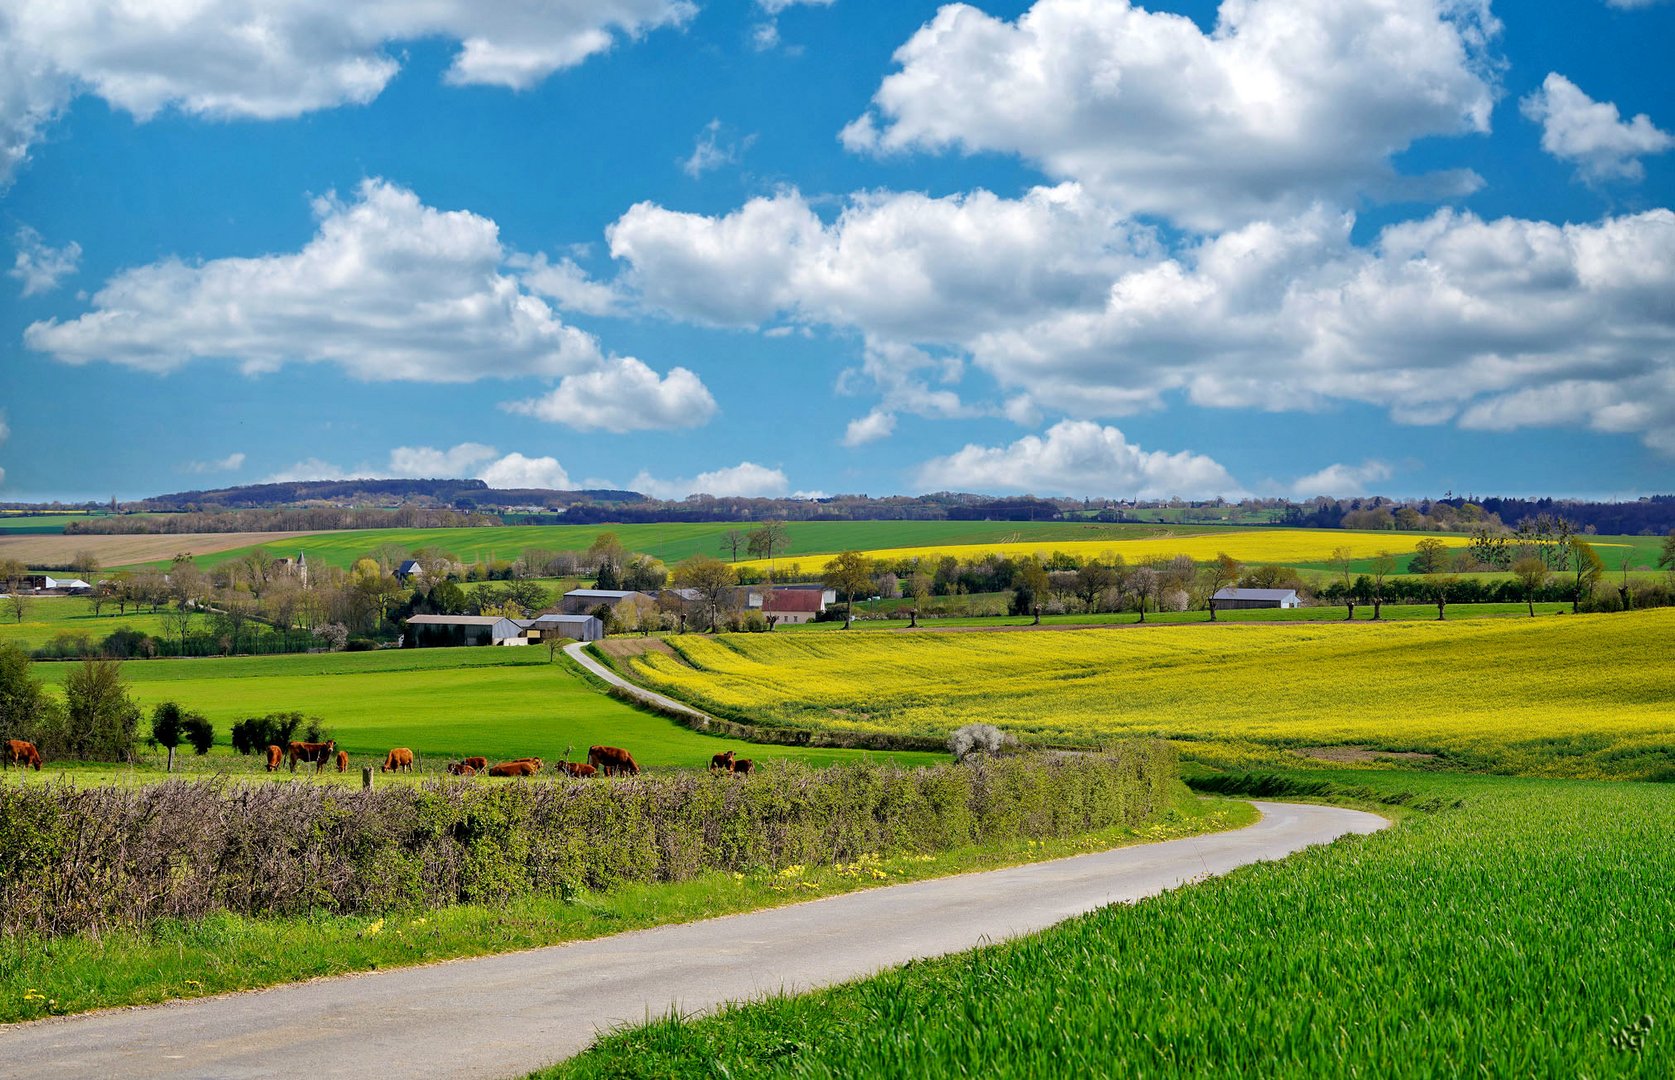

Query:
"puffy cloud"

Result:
[[386, 443, 499, 477], [915, 420, 1242, 499], [24, 179, 604, 382], [0, 0, 694, 182], [628, 462, 791, 499], [843, 409, 897, 447], [10, 227, 80, 296], [510, 253, 625, 317], [504, 356, 717, 432], [841, 0, 1498, 230], [478, 453, 572, 490], [609, 182, 1153, 336], [1290, 460, 1394, 498], [1521, 73, 1673, 183], [185, 452, 248, 474]]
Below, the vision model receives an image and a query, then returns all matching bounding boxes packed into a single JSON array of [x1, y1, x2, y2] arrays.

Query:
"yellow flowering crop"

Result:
[[629, 609, 1675, 779]]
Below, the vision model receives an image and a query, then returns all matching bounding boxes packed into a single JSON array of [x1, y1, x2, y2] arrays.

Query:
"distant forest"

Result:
[[6, 479, 1673, 536]]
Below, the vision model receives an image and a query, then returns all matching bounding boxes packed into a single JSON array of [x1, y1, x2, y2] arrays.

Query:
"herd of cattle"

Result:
[[4, 736, 759, 779]]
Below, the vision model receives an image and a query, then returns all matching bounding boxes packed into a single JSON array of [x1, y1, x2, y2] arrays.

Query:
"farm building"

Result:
[[395, 559, 424, 581], [741, 583, 837, 609], [1210, 587, 1301, 611], [404, 614, 526, 647], [559, 588, 655, 615], [760, 590, 825, 625], [516, 613, 605, 643]]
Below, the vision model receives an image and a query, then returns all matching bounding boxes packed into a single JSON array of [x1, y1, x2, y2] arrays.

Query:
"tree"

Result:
[[1428, 576, 1457, 621], [1512, 557, 1549, 617], [746, 521, 791, 568], [1, 643, 56, 748], [1329, 546, 1356, 621], [62, 659, 141, 761], [1369, 552, 1396, 621], [70, 550, 101, 581], [1410, 537, 1450, 575], [163, 602, 195, 652], [719, 529, 748, 562], [1129, 566, 1156, 622], [908, 570, 932, 628], [621, 555, 667, 593], [672, 555, 737, 632], [1569, 536, 1604, 613], [1073, 560, 1115, 613], [151, 701, 185, 772], [3, 591, 28, 625], [586, 532, 627, 578], [0, 558, 26, 592], [1205, 552, 1243, 622], [182, 713, 215, 755], [1659, 530, 1675, 574], [823, 551, 874, 629]]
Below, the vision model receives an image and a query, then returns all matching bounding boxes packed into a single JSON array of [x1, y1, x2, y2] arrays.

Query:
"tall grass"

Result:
[[548, 772, 1675, 1078]]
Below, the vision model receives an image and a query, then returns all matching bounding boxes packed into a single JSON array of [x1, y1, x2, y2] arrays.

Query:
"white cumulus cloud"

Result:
[[1290, 460, 1395, 498], [23, 179, 604, 382], [478, 452, 572, 490], [504, 356, 717, 432], [0, 0, 695, 183], [10, 226, 80, 296], [185, 452, 247, 474], [843, 409, 897, 446], [509, 253, 625, 317], [915, 420, 1242, 499], [387, 443, 500, 477], [263, 458, 348, 483], [628, 461, 790, 499], [841, 0, 1499, 230], [1521, 72, 1673, 183]]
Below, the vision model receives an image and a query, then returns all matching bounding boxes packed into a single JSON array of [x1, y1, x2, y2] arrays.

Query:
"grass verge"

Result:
[[541, 771, 1674, 1079], [0, 786, 1250, 1024]]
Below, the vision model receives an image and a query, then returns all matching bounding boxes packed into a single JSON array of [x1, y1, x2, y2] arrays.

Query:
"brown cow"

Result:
[[488, 760, 539, 777], [730, 758, 753, 776], [462, 756, 488, 772], [5, 739, 42, 771], [588, 745, 639, 777], [555, 761, 597, 778], [381, 747, 415, 773], [447, 762, 477, 776], [265, 744, 282, 772], [287, 740, 336, 773], [709, 750, 735, 771], [337, 750, 350, 773]]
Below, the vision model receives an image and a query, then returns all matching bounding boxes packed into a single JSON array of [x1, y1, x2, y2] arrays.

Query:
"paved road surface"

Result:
[[0, 801, 1387, 1079], [564, 639, 717, 724]]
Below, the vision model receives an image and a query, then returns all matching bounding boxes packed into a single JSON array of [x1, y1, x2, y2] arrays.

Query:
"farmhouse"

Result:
[[1210, 587, 1301, 611], [742, 583, 837, 609], [404, 614, 526, 647], [759, 590, 825, 625], [395, 559, 424, 582], [516, 613, 605, 643], [559, 588, 655, 616]]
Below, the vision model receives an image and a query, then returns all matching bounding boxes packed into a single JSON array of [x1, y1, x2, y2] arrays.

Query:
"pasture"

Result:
[[620, 609, 1675, 779], [0, 596, 175, 650], [23, 647, 945, 770], [549, 771, 1675, 1079]]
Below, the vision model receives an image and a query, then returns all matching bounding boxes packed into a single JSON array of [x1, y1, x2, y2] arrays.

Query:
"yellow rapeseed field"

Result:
[[627, 609, 1675, 779], [734, 528, 1487, 574]]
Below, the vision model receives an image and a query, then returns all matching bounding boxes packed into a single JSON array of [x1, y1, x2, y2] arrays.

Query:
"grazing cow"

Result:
[[265, 744, 282, 772], [336, 750, 350, 773], [587, 745, 640, 777], [709, 750, 735, 772], [381, 747, 415, 773], [287, 740, 336, 773], [731, 759, 753, 776], [447, 762, 477, 776], [555, 761, 597, 778], [5, 739, 43, 771], [487, 760, 539, 777], [462, 756, 488, 772]]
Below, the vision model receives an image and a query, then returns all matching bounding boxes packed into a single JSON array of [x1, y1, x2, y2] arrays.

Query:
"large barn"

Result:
[[516, 613, 606, 642], [1210, 587, 1301, 611], [404, 614, 526, 647]]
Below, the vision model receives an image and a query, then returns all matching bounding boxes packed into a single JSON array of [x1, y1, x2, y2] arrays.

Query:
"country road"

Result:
[[564, 639, 718, 723], [0, 800, 1389, 1079]]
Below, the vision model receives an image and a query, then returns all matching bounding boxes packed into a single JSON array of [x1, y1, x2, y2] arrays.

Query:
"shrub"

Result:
[[229, 712, 307, 755], [949, 723, 1010, 762], [344, 638, 378, 652], [0, 745, 1176, 937], [181, 714, 215, 755]]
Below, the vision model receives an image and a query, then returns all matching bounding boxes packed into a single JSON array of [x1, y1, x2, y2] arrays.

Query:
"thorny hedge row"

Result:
[[0, 746, 1175, 937]]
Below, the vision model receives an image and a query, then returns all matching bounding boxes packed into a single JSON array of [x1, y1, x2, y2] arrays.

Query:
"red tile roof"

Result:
[[761, 590, 825, 613]]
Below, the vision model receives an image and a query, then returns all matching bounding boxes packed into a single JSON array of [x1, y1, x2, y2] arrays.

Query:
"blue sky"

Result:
[[2, 0, 1672, 503]]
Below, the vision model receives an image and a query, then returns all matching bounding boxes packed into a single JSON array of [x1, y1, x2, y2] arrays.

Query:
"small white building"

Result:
[[405, 614, 526, 646], [1210, 587, 1301, 611], [44, 576, 92, 592], [516, 613, 606, 643]]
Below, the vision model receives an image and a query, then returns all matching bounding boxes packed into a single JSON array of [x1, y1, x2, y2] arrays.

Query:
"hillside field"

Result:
[[25, 648, 945, 770], [0, 597, 175, 650], [622, 609, 1675, 779]]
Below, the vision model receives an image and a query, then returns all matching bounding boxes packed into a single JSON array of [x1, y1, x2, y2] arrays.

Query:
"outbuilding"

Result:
[[404, 614, 526, 647], [1210, 587, 1301, 611], [559, 588, 654, 615], [516, 613, 606, 643], [760, 590, 825, 625]]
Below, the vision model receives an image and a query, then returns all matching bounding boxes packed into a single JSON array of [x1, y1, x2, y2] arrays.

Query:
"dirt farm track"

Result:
[[0, 532, 318, 567]]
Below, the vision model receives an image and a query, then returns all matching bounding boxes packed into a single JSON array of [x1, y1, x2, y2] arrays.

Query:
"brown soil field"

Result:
[[0, 531, 320, 568]]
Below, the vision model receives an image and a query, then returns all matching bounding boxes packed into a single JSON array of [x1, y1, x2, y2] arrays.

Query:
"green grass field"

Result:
[[548, 770, 1675, 1079], [0, 513, 117, 534], [26, 647, 945, 770], [0, 597, 174, 649]]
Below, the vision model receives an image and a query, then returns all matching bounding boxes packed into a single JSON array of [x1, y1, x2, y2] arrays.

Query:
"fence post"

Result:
[[362, 766, 373, 790]]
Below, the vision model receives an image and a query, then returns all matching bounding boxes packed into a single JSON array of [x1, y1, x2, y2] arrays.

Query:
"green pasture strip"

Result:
[[786, 601, 1576, 630], [0, 513, 111, 535], [127, 521, 1221, 572], [547, 772, 1675, 1079], [26, 647, 943, 768], [0, 787, 1252, 1023], [0, 597, 175, 649]]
